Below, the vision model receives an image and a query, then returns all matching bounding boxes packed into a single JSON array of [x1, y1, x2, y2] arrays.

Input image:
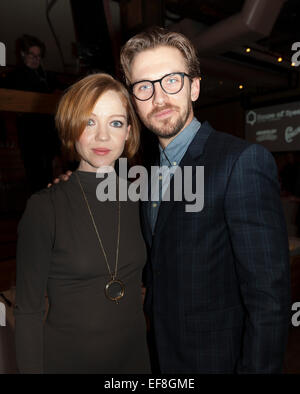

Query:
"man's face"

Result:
[[24, 46, 41, 70], [129, 46, 200, 146]]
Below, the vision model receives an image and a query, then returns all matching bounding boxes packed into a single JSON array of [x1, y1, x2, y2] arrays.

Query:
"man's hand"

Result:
[[47, 170, 73, 187]]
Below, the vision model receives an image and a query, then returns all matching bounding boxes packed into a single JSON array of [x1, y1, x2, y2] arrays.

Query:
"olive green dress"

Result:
[[15, 171, 151, 374]]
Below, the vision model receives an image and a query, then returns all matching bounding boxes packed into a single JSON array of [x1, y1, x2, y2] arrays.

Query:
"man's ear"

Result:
[[191, 77, 200, 102]]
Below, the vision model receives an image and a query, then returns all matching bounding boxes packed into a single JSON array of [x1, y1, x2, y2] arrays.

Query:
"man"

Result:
[[5, 34, 60, 193], [6, 34, 54, 93], [119, 27, 291, 373]]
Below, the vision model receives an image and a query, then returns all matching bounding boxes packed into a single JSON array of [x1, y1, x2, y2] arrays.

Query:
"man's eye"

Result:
[[111, 120, 123, 128], [139, 84, 151, 91], [87, 119, 95, 126], [166, 77, 179, 84]]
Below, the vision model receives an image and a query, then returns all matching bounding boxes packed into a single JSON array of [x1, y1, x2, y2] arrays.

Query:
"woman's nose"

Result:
[[95, 126, 110, 141]]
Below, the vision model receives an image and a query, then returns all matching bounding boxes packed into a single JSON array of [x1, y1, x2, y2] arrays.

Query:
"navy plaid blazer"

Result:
[[141, 121, 291, 373]]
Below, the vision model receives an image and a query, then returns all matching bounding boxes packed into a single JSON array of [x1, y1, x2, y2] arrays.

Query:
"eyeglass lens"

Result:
[[27, 52, 41, 59], [132, 73, 184, 100]]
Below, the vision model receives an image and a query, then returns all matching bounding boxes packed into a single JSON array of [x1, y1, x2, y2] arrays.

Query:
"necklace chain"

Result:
[[75, 172, 120, 280]]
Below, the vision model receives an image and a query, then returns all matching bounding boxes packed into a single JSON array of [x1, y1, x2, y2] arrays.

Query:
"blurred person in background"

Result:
[[5, 34, 60, 194]]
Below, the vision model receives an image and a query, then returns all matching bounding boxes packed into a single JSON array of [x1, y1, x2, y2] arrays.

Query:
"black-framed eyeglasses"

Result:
[[130, 72, 192, 101], [26, 52, 41, 60]]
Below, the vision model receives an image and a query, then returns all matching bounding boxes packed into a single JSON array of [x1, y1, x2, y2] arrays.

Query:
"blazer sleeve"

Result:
[[14, 192, 54, 374], [224, 143, 291, 373]]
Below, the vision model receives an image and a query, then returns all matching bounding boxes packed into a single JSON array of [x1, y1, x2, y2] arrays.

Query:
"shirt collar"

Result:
[[159, 117, 201, 166]]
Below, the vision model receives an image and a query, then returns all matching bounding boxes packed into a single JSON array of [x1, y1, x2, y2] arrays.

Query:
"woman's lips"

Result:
[[92, 148, 111, 156]]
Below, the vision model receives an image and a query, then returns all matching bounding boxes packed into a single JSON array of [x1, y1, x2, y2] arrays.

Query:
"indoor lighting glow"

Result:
[[277, 57, 283, 63]]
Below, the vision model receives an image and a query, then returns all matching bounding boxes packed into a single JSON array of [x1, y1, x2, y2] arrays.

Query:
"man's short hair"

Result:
[[18, 34, 46, 57], [120, 26, 200, 85], [55, 73, 140, 162]]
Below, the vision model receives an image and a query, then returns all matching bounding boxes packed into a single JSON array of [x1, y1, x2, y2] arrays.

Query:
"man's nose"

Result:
[[152, 81, 168, 105]]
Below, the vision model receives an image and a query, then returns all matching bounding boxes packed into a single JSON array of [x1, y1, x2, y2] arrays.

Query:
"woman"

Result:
[[15, 73, 151, 374]]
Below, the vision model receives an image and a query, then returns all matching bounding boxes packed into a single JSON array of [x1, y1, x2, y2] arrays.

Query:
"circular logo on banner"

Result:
[[246, 111, 257, 126]]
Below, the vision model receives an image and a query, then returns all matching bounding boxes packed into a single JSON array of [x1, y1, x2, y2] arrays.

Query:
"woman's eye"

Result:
[[87, 119, 95, 126], [111, 120, 123, 128]]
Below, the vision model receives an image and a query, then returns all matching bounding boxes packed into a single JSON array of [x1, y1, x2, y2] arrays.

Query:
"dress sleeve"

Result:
[[14, 192, 55, 374]]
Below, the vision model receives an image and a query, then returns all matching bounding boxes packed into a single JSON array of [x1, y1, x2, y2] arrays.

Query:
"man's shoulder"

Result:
[[194, 122, 276, 173], [203, 123, 276, 175], [200, 122, 265, 158], [202, 122, 249, 148]]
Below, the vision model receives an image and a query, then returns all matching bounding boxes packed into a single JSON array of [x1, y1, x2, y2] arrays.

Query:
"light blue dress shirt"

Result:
[[149, 117, 201, 233]]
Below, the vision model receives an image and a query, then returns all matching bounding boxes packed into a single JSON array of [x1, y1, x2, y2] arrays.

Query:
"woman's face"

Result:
[[76, 90, 130, 172]]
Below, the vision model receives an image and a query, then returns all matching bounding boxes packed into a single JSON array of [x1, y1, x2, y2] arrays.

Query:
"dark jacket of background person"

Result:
[[4, 64, 56, 93]]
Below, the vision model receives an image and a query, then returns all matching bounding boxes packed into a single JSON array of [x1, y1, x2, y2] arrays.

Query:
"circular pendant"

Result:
[[105, 279, 125, 303]]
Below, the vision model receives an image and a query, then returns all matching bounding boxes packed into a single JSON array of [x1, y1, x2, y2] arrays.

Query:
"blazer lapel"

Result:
[[152, 121, 214, 241]]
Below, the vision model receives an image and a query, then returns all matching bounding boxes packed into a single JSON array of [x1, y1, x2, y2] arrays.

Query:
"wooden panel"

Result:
[[0, 88, 61, 114], [0, 219, 18, 244], [0, 243, 16, 261], [0, 259, 16, 292], [120, 0, 143, 30], [0, 219, 18, 292], [142, 0, 164, 27]]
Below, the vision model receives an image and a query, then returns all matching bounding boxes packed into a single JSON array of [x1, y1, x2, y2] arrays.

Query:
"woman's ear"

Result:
[[126, 124, 131, 141], [191, 77, 200, 102]]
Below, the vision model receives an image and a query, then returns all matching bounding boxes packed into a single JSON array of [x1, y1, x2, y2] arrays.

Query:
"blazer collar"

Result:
[[181, 120, 213, 164], [144, 121, 214, 245]]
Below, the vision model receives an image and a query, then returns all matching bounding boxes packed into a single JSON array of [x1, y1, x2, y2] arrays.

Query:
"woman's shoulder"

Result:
[[36, 175, 76, 199], [20, 188, 55, 225], [23, 176, 76, 214], [18, 188, 55, 233]]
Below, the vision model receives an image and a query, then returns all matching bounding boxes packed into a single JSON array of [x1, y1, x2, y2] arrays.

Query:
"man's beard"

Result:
[[143, 102, 192, 140]]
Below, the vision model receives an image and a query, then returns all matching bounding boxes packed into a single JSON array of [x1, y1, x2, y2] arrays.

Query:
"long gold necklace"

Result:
[[75, 172, 124, 304]]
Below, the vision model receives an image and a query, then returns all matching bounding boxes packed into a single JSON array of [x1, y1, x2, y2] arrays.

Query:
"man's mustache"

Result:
[[148, 105, 179, 119]]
